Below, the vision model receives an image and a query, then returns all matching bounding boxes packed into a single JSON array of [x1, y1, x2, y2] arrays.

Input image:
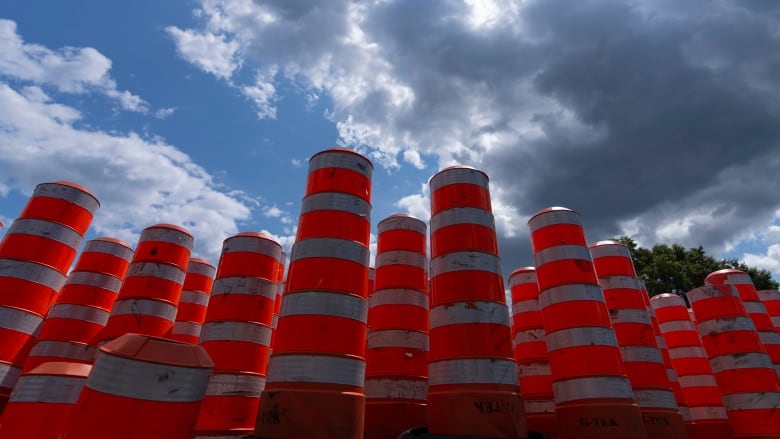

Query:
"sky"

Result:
[[1, 0, 780, 289]]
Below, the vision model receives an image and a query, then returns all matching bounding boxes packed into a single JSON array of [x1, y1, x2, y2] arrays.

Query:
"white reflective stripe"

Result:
[[140, 226, 194, 249], [6, 218, 83, 250], [34, 182, 99, 212], [365, 378, 427, 400], [377, 215, 427, 235], [772, 316, 780, 327], [171, 321, 202, 337], [539, 284, 604, 308], [84, 239, 134, 261], [710, 352, 773, 373], [757, 289, 780, 301], [65, 271, 122, 292], [0, 363, 22, 388], [759, 330, 780, 346], [589, 243, 631, 259], [290, 238, 369, 266], [722, 392, 780, 410], [678, 374, 718, 387], [668, 346, 707, 359], [698, 316, 755, 334], [429, 359, 518, 386], [309, 149, 373, 179], [271, 314, 279, 330], [179, 290, 210, 306], [666, 368, 678, 383], [512, 299, 540, 315], [744, 301, 768, 315], [429, 301, 510, 328], [375, 250, 427, 270], [689, 406, 728, 421], [48, 303, 109, 325], [679, 405, 692, 421], [633, 389, 678, 409], [598, 276, 641, 291], [709, 272, 753, 286], [650, 293, 686, 309], [266, 354, 365, 386], [187, 261, 216, 278], [9, 375, 85, 403], [29, 340, 96, 362], [687, 285, 737, 304], [429, 166, 488, 192], [527, 208, 580, 233], [300, 192, 371, 219], [524, 400, 556, 414], [0, 258, 67, 290], [211, 276, 276, 299], [430, 207, 495, 233], [126, 262, 185, 284], [0, 306, 43, 334], [206, 373, 265, 397], [367, 330, 429, 350], [518, 362, 551, 377], [553, 376, 634, 403], [621, 346, 664, 364], [508, 268, 537, 288], [200, 321, 272, 345], [369, 289, 428, 309], [534, 244, 592, 267], [610, 308, 651, 325], [110, 299, 177, 321], [88, 353, 210, 402], [659, 320, 696, 333], [280, 291, 367, 322], [514, 328, 546, 345], [222, 235, 284, 261], [656, 336, 667, 350], [546, 326, 618, 351], [430, 251, 501, 276]]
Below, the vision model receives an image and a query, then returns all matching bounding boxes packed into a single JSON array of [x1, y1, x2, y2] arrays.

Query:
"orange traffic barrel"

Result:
[[706, 269, 780, 381], [195, 232, 284, 437], [427, 166, 525, 438], [687, 284, 780, 437], [364, 214, 429, 439], [96, 224, 193, 343], [168, 258, 216, 344], [0, 362, 90, 438], [509, 267, 557, 438], [757, 289, 780, 335], [62, 333, 213, 439], [255, 148, 373, 439], [23, 237, 133, 372], [590, 240, 686, 439], [528, 207, 645, 439], [651, 293, 732, 439]]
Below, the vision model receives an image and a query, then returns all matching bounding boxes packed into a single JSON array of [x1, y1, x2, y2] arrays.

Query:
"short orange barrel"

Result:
[[168, 258, 215, 344], [62, 333, 213, 439]]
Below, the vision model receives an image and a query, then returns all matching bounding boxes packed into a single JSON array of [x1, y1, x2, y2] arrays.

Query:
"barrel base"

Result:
[[555, 401, 647, 439], [641, 409, 687, 439], [364, 401, 427, 439], [427, 390, 527, 438], [254, 389, 364, 439]]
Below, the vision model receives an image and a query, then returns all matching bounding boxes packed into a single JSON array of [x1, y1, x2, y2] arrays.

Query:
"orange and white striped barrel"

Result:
[[706, 269, 780, 381], [195, 232, 283, 437], [509, 267, 556, 438], [364, 214, 429, 439], [23, 237, 133, 372], [529, 207, 645, 439], [62, 333, 213, 439], [650, 293, 732, 439], [687, 284, 780, 437], [168, 258, 215, 344], [757, 289, 780, 335], [255, 148, 372, 439], [590, 240, 685, 439], [427, 166, 525, 438], [268, 253, 286, 356], [97, 224, 193, 343], [0, 362, 90, 438]]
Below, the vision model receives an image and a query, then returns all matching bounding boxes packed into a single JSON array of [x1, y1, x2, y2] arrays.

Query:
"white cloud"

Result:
[[154, 107, 177, 119], [166, 26, 241, 80], [396, 183, 430, 223], [241, 71, 277, 119], [743, 244, 780, 280], [291, 158, 303, 168], [402, 149, 425, 170]]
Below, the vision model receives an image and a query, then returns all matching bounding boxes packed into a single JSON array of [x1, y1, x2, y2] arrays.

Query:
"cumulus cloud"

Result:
[[166, 26, 241, 80]]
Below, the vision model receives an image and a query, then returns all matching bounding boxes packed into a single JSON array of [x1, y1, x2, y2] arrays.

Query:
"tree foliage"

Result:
[[615, 236, 778, 297]]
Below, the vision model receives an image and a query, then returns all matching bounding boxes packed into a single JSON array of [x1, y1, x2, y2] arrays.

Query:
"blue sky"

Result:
[[1, 0, 780, 285]]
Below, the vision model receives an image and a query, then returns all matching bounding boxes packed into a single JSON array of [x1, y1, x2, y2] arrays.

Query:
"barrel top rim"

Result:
[[589, 239, 622, 248], [430, 165, 489, 181], [528, 206, 578, 222], [188, 257, 214, 266], [92, 237, 132, 248], [509, 266, 536, 277], [705, 268, 746, 278], [99, 333, 214, 368], [378, 213, 426, 222], [26, 361, 92, 377], [311, 147, 374, 169], [145, 223, 193, 236], [41, 181, 100, 205]]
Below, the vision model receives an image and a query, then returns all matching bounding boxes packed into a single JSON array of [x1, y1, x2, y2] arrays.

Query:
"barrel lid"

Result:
[[92, 237, 132, 248], [509, 266, 536, 277], [146, 223, 193, 236], [589, 239, 621, 248], [47, 180, 97, 198], [234, 231, 276, 240], [188, 257, 214, 266], [26, 361, 92, 378], [311, 147, 375, 169], [705, 268, 745, 279], [100, 333, 214, 368]]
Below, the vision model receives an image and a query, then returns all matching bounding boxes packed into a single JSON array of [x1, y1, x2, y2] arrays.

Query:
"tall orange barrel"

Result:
[[23, 237, 133, 372], [169, 258, 215, 344], [195, 232, 284, 437], [364, 214, 429, 439], [528, 207, 645, 439], [255, 148, 373, 439], [268, 253, 286, 356], [62, 333, 213, 439], [427, 166, 525, 438], [757, 289, 780, 335], [509, 267, 556, 438], [687, 284, 780, 437]]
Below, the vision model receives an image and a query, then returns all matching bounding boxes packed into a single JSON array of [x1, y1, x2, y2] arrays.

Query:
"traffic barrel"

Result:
[[528, 207, 645, 439], [650, 293, 732, 439], [268, 253, 286, 356], [757, 289, 780, 335], [0, 362, 90, 438], [427, 166, 526, 438], [22, 237, 134, 372], [168, 258, 216, 344], [364, 214, 429, 439], [96, 224, 193, 343], [195, 232, 284, 437], [687, 284, 780, 437], [590, 240, 686, 439], [508, 267, 556, 438], [62, 333, 213, 439], [0, 181, 99, 411], [255, 148, 373, 439]]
